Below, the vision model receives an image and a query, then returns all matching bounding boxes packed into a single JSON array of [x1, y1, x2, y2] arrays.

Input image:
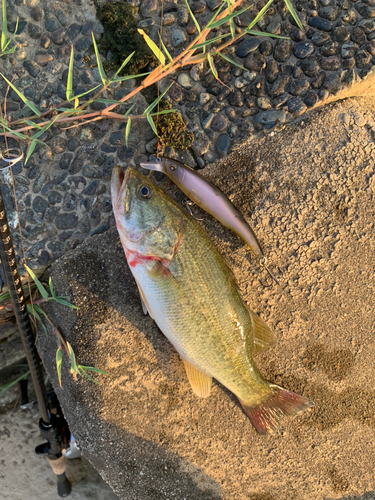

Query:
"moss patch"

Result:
[[154, 100, 193, 150], [95, 1, 156, 75]]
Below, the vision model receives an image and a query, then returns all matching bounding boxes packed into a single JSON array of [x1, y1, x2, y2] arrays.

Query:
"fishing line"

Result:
[[156, 0, 165, 157]]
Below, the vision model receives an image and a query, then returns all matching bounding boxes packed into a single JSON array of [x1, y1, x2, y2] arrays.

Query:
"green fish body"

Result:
[[111, 166, 313, 434]]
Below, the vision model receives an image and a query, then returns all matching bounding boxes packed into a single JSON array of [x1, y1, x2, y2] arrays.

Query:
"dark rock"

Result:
[[312, 31, 330, 46], [59, 153, 72, 170], [287, 97, 306, 115], [168, 84, 184, 102], [100, 198, 112, 213], [304, 91, 318, 107], [211, 114, 227, 132], [171, 28, 187, 48], [9, 20, 27, 34], [265, 59, 279, 83], [355, 50, 372, 68], [259, 40, 272, 56], [33, 196, 48, 213], [51, 27, 65, 45], [215, 134, 230, 156], [359, 19, 375, 35], [117, 146, 134, 162], [341, 42, 357, 58], [65, 24, 82, 41], [191, 131, 210, 155], [355, 4, 375, 18], [293, 41, 314, 58], [101, 143, 117, 154], [252, 79, 266, 97], [30, 7, 44, 21], [274, 39, 291, 62], [82, 165, 102, 179], [58, 231, 73, 242], [141, 0, 158, 18], [138, 19, 155, 29], [81, 22, 94, 36], [319, 55, 340, 71], [319, 6, 340, 20], [320, 41, 340, 56], [38, 250, 51, 266], [207, 0, 221, 10], [235, 38, 260, 58], [254, 110, 286, 129], [366, 40, 375, 55], [269, 75, 291, 96], [83, 181, 99, 196], [109, 131, 123, 146], [50, 137, 67, 154], [102, 156, 116, 181], [244, 53, 266, 72], [55, 213, 78, 230], [75, 37, 91, 52], [45, 18, 60, 32], [342, 57, 356, 70], [40, 33, 51, 49], [23, 60, 40, 77], [301, 57, 320, 76], [332, 26, 350, 43], [91, 223, 109, 236], [267, 21, 281, 35], [228, 90, 244, 107], [323, 73, 341, 94], [350, 27, 366, 45], [290, 27, 305, 42], [67, 138, 80, 152], [55, 8, 68, 26], [28, 23, 43, 39], [48, 191, 62, 205], [90, 208, 101, 227], [63, 192, 77, 211], [311, 71, 326, 88], [308, 17, 332, 31], [191, 1, 205, 13], [288, 78, 310, 95], [33, 172, 48, 193], [177, 6, 189, 26], [69, 149, 85, 175]]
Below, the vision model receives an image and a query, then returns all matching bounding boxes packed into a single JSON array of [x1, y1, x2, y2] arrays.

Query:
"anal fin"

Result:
[[182, 359, 212, 398], [134, 278, 154, 319], [249, 311, 276, 354]]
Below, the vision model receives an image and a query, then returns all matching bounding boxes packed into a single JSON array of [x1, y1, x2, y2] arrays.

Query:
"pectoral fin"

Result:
[[134, 278, 154, 319], [249, 311, 276, 354], [182, 359, 212, 398]]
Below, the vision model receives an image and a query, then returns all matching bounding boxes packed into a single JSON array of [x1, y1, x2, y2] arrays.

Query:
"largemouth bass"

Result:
[[111, 166, 313, 434]]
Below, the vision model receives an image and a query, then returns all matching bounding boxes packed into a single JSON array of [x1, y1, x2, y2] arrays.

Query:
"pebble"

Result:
[[320, 56, 341, 71], [23, 60, 40, 77], [293, 41, 315, 59], [206, 0, 221, 10], [28, 23, 43, 39], [211, 114, 228, 132], [359, 19, 375, 35], [269, 75, 291, 97], [235, 38, 260, 58], [301, 57, 320, 76], [228, 90, 244, 107], [289, 78, 310, 95], [178, 73, 193, 89], [287, 97, 307, 115], [319, 6, 340, 20], [265, 60, 279, 83], [274, 39, 291, 62], [140, 0, 158, 18], [312, 31, 330, 46], [192, 131, 210, 155], [259, 40, 273, 56], [308, 17, 332, 31], [254, 110, 286, 129], [215, 133, 230, 156], [350, 27, 366, 45], [171, 28, 186, 48], [191, 2, 205, 14], [257, 97, 272, 110], [55, 213, 78, 230], [45, 18, 60, 32], [177, 6, 189, 26], [244, 53, 266, 72], [304, 91, 319, 107], [199, 93, 210, 105], [30, 6, 43, 21]]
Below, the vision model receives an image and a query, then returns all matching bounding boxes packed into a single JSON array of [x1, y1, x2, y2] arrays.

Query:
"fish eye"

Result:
[[169, 164, 176, 172], [138, 184, 152, 199]]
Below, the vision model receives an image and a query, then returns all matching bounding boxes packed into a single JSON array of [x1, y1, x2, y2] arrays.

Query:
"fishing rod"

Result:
[[0, 148, 71, 497]]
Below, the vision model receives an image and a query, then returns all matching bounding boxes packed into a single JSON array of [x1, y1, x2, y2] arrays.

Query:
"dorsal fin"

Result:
[[182, 358, 212, 398], [249, 311, 276, 354]]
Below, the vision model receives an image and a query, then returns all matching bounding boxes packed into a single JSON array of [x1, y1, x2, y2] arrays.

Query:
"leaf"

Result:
[[184, 0, 201, 34], [66, 341, 79, 374], [125, 117, 131, 147], [143, 83, 173, 115], [56, 348, 63, 387], [227, 0, 236, 39], [94, 98, 129, 105], [1, 0, 7, 52], [284, 0, 304, 31], [49, 277, 55, 298], [113, 51, 135, 79], [0, 120, 27, 140], [158, 34, 173, 63], [55, 297, 79, 309], [91, 33, 107, 85], [124, 103, 135, 117], [0, 73, 41, 116], [206, 2, 226, 27], [137, 29, 165, 66], [147, 114, 158, 137], [26, 303, 47, 336], [217, 52, 246, 70], [74, 84, 100, 100], [24, 140, 37, 165], [3, 17, 18, 51], [25, 264, 49, 299], [78, 365, 108, 375], [209, 4, 253, 29], [112, 71, 150, 83], [25, 120, 43, 130], [245, 29, 288, 39], [78, 367, 100, 384], [192, 33, 231, 50], [246, 0, 274, 30], [149, 109, 176, 116], [0, 371, 29, 396], [66, 46, 74, 101]]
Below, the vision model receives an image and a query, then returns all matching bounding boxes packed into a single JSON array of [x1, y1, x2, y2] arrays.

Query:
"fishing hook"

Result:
[[0, 148, 24, 169], [257, 256, 282, 287], [185, 200, 204, 221]]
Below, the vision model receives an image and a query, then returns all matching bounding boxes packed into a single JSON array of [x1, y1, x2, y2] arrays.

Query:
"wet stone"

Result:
[[171, 28, 187, 48], [290, 27, 305, 42], [312, 31, 330, 46], [366, 40, 375, 55], [187, 21, 197, 35], [23, 60, 39, 77], [294, 41, 315, 58], [320, 41, 340, 56], [235, 38, 260, 58], [55, 8, 68, 26], [162, 14, 175, 26], [356, 4, 375, 18], [341, 42, 357, 58], [267, 21, 281, 35], [211, 114, 227, 132], [319, 5, 340, 20], [33, 196, 48, 213], [274, 39, 291, 62], [254, 110, 286, 129], [319, 55, 341, 71], [141, 0, 157, 17], [265, 59, 279, 83], [259, 40, 272, 56], [244, 53, 266, 72], [269, 75, 291, 96], [301, 57, 320, 76], [287, 97, 307, 115], [308, 17, 332, 31], [55, 213, 78, 230], [103, 156, 116, 181], [177, 6, 189, 26], [83, 181, 98, 196], [75, 37, 91, 52], [192, 130, 210, 155], [109, 131, 123, 146], [28, 23, 43, 39], [289, 78, 310, 95], [100, 198, 112, 213], [169, 83, 184, 101], [228, 89, 244, 107], [191, 1, 205, 13], [69, 149, 85, 175], [138, 19, 155, 28], [215, 133, 230, 156], [67, 138, 80, 152], [350, 27, 366, 45], [304, 91, 319, 108]]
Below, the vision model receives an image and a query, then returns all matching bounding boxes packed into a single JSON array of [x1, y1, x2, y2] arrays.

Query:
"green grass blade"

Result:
[[143, 82, 173, 115], [56, 348, 63, 387], [112, 71, 150, 83], [27, 303, 48, 336], [3, 17, 18, 51], [0, 73, 41, 116], [207, 53, 218, 80], [113, 51, 135, 78], [217, 52, 246, 70], [78, 367, 100, 384], [66, 341, 79, 374], [184, 0, 201, 33], [227, 0, 236, 39], [209, 4, 252, 29], [55, 297, 78, 309], [73, 85, 101, 101], [25, 139, 37, 165], [192, 33, 231, 50], [147, 114, 158, 136], [25, 264, 49, 299], [94, 98, 130, 105], [124, 103, 135, 117], [0, 121, 27, 140], [1, 0, 7, 52], [25, 120, 43, 129], [284, 0, 303, 30], [66, 46, 74, 101], [49, 277, 55, 298], [245, 29, 288, 39], [78, 365, 108, 375], [0, 371, 29, 396], [149, 109, 176, 116], [125, 117, 131, 147], [159, 34, 173, 63], [138, 29, 165, 66], [246, 0, 274, 30], [91, 33, 107, 85], [206, 2, 225, 28]]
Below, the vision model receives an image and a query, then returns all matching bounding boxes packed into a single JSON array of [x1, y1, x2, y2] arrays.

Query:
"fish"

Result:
[[111, 165, 313, 434], [140, 157, 264, 258]]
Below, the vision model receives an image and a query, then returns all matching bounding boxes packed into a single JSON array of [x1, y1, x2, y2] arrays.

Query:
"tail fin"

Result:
[[239, 384, 313, 435]]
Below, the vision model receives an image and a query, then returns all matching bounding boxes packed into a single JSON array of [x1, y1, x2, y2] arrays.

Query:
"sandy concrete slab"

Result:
[[37, 96, 375, 500]]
